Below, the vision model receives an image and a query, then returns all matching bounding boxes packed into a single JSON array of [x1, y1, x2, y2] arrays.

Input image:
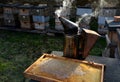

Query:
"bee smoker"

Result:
[[63, 34, 79, 58], [59, 17, 100, 60]]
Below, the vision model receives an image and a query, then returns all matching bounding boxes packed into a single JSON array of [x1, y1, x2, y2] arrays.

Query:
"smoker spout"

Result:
[[59, 17, 78, 35]]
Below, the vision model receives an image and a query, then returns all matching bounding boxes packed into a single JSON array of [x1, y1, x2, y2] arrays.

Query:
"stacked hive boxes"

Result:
[[32, 4, 49, 30], [0, 3, 3, 26], [18, 4, 33, 29], [3, 3, 20, 27]]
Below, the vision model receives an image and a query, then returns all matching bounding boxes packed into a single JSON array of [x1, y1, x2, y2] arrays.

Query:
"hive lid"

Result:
[[24, 54, 104, 82], [3, 3, 21, 8], [18, 3, 33, 9], [105, 19, 120, 31], [33, 4, 48, 9]]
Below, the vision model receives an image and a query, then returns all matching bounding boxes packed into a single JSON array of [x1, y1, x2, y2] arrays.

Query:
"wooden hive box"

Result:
[[32, 15, 49, 30], [108, 31, 119, 44], [19, 15, 32, 21], [24, 54, 104, 82], [18, 4, 33, 15], [32, 4, 49, 16], [20, 21, 33, 29], [114, 16, 120, 22], [99, 7, 116, 17], [105, 19, 120, 44], [4, 19, 16, 27], [34, 22, 45, 30], [3, 3, 20, 14], [32, 15, 49, 23], [4, 14, 14, 20]]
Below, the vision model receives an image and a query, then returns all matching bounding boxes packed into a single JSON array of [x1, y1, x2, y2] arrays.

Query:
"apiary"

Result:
[[24, 54, 104, 82]]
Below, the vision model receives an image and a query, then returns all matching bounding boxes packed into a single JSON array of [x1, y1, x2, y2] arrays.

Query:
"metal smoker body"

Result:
[[59, 17, 100, 59]]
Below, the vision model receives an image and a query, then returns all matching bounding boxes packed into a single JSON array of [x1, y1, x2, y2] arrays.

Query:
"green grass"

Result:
[[90, 37, 106, 56], [0, 30, 106, 82]]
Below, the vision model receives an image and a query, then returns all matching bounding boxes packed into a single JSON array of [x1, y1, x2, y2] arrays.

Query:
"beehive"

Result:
[[19, 15, 32, 21], [20, 21, 33, 29], [33, 22, 45, 30], [3, 3, 20, 27], [18, 4, 33, 29], [4, 14, 14, 20], [33, 15, 49, 23], [32, 4, 50, 30], [114, 16, 120, 22], [4, 19, 16, 27], [24, 54, 104, 82], [18, 3, 33, 15], [32, 4, 49, 16], [105, 19, 120, 44], [99, 7, 116, 17], [3, 3, 20, 14]]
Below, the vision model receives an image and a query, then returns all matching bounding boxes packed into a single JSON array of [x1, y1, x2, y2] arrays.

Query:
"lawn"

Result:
[[0, 30, 106, 82]]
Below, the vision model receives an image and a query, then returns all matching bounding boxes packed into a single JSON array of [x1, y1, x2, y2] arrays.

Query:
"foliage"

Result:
[[89, 17, 98, 32], [90, 37, 106, 56]]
